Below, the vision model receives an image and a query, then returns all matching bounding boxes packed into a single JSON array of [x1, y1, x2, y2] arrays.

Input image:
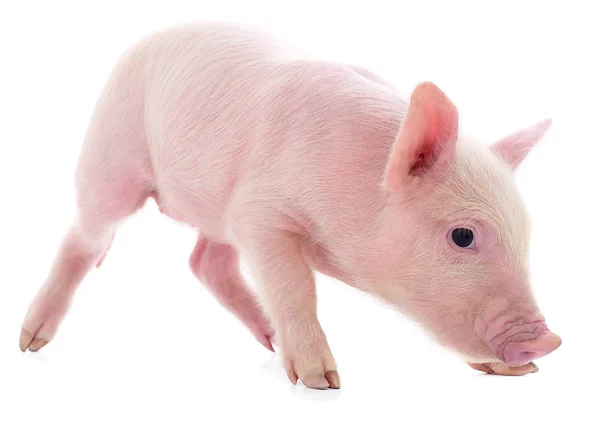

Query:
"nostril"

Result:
[[503, 333, 562, 366], [504, 343, 546, 366]]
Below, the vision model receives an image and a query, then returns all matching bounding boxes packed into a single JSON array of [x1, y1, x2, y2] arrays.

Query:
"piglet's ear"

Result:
[[385, 82, 458, 193], [490, 119, 552, 171]]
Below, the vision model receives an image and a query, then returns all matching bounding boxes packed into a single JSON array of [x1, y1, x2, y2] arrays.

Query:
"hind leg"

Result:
[[20, 222, 113, 351], [20, 57, 151, 351], [189, 237, 274, 351], [20, 178, 149, 351]]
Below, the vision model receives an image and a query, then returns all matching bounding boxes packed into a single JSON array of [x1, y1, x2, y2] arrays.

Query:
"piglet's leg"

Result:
[[234, 226, 340, 390], [19, 167, 149, 353], [20, 223, 113, 352], [19, 189, 146, 352], [189, 237, 274, 351], [20, 66, 150, 351]]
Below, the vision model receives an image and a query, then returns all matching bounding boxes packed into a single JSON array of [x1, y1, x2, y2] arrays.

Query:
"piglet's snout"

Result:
[[503, 332, 562, 366], [476, 306, 562, 366]]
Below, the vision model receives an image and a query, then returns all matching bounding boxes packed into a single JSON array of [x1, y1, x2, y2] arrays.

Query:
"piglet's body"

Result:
[[20, 23, 561, 388]]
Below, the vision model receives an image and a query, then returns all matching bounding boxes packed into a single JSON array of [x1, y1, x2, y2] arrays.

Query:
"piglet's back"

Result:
[[119, 22, 404, 236]]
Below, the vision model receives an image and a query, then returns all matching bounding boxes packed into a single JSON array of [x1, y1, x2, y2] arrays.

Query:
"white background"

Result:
[[1, 1, 598, 422]]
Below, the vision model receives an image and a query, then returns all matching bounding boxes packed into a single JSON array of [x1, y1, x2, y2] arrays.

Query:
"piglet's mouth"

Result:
[[468, 361, 539, 376], [468, 331, 562, 376]]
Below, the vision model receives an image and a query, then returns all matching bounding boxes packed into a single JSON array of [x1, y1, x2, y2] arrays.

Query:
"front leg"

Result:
[[236, 227, 340, 390]]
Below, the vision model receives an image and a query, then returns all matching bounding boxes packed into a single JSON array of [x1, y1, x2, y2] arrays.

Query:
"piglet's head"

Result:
[[382, 82, 561, 373]]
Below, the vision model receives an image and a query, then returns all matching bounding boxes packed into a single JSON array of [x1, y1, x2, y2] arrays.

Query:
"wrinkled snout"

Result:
[[503, 332, 562, 366], [475, 303, 562, 367]]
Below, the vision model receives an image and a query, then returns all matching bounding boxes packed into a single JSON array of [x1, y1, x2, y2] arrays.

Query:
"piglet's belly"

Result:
[[149, 181, 232, 241]]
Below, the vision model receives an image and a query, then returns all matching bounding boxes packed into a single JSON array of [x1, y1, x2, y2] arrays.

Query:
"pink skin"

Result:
[[188, 237, 275, 352], [20, 23, 560, 387]]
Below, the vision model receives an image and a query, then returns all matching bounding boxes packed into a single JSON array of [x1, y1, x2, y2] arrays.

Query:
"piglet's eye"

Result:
[[451, 228, 475, 249]]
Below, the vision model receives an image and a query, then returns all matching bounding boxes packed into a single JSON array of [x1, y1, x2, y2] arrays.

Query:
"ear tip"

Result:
[[538, 118, 553, 130], [415, 81, 438, 89], [411, 81, 457, 114], [413, 81, 441, 97]]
